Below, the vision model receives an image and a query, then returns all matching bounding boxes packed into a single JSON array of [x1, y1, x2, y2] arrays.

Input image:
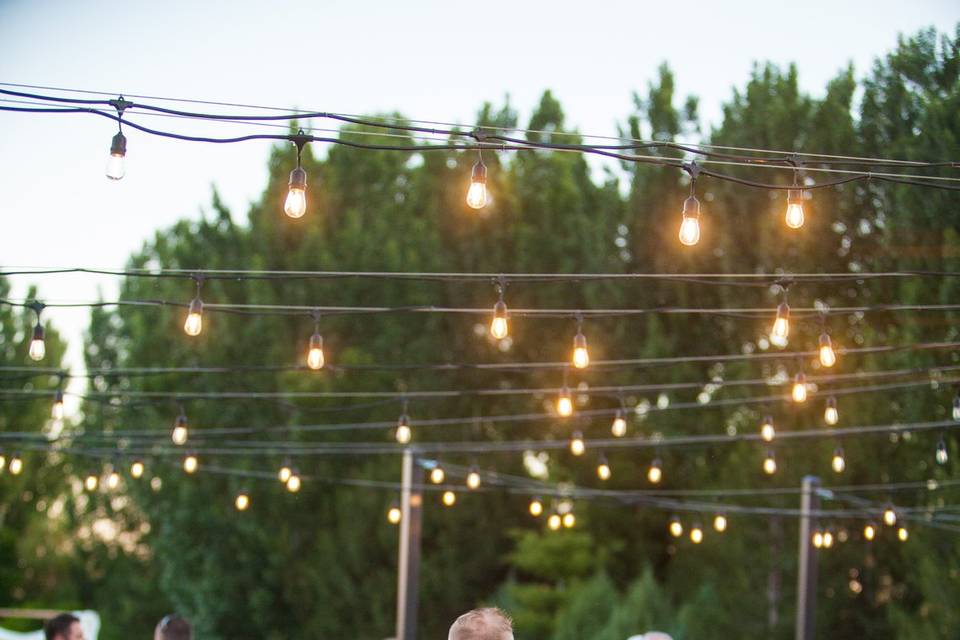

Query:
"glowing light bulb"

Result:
[[529, 498, 544, 517], [760, 416, 775, 442], [395, 414, 412, 444], [466, 469, 481, 490], [713, 514, 727, 533], [130, 459, 144, 479], [770, 302, 790, 343], [0, 452, 6, 472], [284, 165, 307, 218], [442, 490, 456, 507], [172, 413, 188, 446], [596, 456, 611, 481], [183, 297, 203, 336], [572, 331, 589, 369], [611, 409, 627, 437], [897, 526, 909, 542], [647, 459, 663, 484], [387, 505, 401, 524], [28, 323, 45, 361], [812, 531, 824, 548], [466, 159, 488, 209], [490, 300, 508, 339], [785, 189, 805, 229], [84, 473, 99, 491], [822, 531, 834, 548], [818, 332, 837, 367], [548, 513, 562, 530], [883, 506, 897, 527], [107, 470, 121, 490], [690, 525, 704, 544], [791, 372, 808, 403], [669, 517, 684, 538], [235, 492, 250, 511], [678, 196, 701, 246], [557, 386, 574, 417], [936, 438, 948, 465], [953, 393, 960, 421], [286, 472, 301, 493], [106, 131, 126, 180], [278, 463, 292, 483], [569, 431, 585, 456], [306, 332, 325, 370], [824, 397, 839, 426], [831, 447, 846, 473], [183, 454, 198, 474], [52, 390, 64, 420], [763, 450, 777, 475], [9, 453, 23, 475], [863, 524, 876, 541], [562, 512, 576, 528], [430, 466, 445, 484]]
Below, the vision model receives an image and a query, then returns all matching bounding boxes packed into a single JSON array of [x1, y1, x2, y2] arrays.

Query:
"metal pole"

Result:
[[395, 449, 423, 640], [795, 475, 820, 640]]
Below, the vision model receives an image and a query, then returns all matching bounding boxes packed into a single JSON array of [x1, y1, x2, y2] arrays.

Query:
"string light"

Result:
[[0, 451, 6, 472], [611, 408, 627, 437], [105, 130, 127, 181], [647, 458, 663, 484], [863, 523, 876, 541], [284, 135, 308, 218], [785, 189, 805, 229], [235, 491, 250, 511], [572, 320, 589, 369], [52, 390, 64, 420], [387, 502, 401, 524], [9, 453, 23, 475], [936, 435, 948, 465], [547, 513, 562, 531], [812, 531, 824, 548], [883, 505, 897, 527], [130, 459, 145, 479], [819, 332, 837, 367], [107, 468, 121, 490], [28, 319, 45, 361], [490, 298, 509, 340], [678, 165, 702, 246], [763, 449, 777, 475], [562, 512, 576, 528], [822, 530, 834, 548], [430, 465, 445, 484], [760, 415, 775, 442], [84, 472, 99, 491], [183, 289, 203, 337], [713, 514, 728, 533], [556, 385, 574, 418], [953, 391, 960, 421], [690, 523, 704, 544], [897, 526, 909, 542], [183, 453, 198, 474], [278, 460, 293, 483], [831, 446, 846, 473], [395, 409, 412, 444], [442, 490, 457, 507], [306, 315, 325, 370], [792, 372, 808, 403], [669, 516, 684, 538], [770, 301, 790, 345], [596, 454, 611, 481], [466, 467, 481, 490], [824, 396, 839, 426], [528, 497, 544, 517], [172, 410, 189, 446], [466, 153, 488, 209], [569, 431, 585, 456], [286, 470, 302, 493]]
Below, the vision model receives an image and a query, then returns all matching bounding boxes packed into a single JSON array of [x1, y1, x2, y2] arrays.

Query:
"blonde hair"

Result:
[[448, 608, 514, 640]]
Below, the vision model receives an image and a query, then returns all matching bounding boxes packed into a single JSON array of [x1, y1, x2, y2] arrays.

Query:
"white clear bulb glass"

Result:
[[9, 456, 23, 475], [611, 415, 627, 437], [678, 217, 700, 246], [529, 499, 543, 517], [396, 425, 411, 444], [548, 514, 562, 530], [442, 490, 456, 506], [570, 438, 585, 456], [29, 338, 45, 361], [883, 508, 897, 526], [490, 316, 508, 339], [388, 507, 402, 524], [431, 467, 445, 484], [832, 453, 846, 473], [669, 520, 683, 537], [792, 374, 808, 403], [106, 154, 126, 181], [557, 390, 573, 417], [131, 461, 144, 478], [819, 344, 837, 368], [466, 182, 487, 209], [572, 346, 590, 369], [307, 347, 325, 370], [236, 494, 250, 511], [785, 203, 805, 229], [284, 187, 307, 218], [286, 475, 301, 492], [85, 475, 98, 491], [936, 441, 948, 465], [184, 312, 202, 337], [184, 456, 198, 473], [825, 405, 839, 426], [771, 318, 789, 341], [278, 466, 292, 483], [466, 472, 481, 490], [690, 527, 703, 544], [713, 515, 727, 532], [597, 463, 611, 480], [107, 472, 120, 490], [812, 532, 823, 548], [898, 527, 908, 542], [863, 524, 875, 541], [172, 425, 188, 445], [52, 400, 64, 420], [761, 423, 775, 442], [647, 465, 662, 484], [764, 456, 777, 475]]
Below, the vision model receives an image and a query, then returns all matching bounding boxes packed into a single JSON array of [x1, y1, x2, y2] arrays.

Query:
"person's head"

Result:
[[448, 608, 514, 640], [44, 613, 83, 640], [154, 614, 193, 640]]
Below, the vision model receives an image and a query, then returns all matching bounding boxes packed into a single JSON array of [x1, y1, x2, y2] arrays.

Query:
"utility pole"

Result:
[[395, 449, 423, 640], [795, 475, 820, 640]]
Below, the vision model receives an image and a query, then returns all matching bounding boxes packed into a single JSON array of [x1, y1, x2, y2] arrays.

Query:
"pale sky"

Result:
[[1, 0, 959, 378]]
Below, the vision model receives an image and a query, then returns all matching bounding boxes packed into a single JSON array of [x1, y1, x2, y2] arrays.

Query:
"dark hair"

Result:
[[44, 613, 79, 640], [157, 614, 193, 640]]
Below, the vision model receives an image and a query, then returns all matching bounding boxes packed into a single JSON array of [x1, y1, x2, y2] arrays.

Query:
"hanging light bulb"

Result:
[[286, 470, 302, 493], [130, 459, 145, 479], [529, 497, 544, 517], [822, 530, 834, 548], [611, 409, 627, 437], [235, 491, 250, 511], [306, 330, 325, 370], [647, 458, 663, 484], [106, 131, 127, 180], [818, 332, 837, 367], [278, 460, 292, 483], [172, 411, 188, 446], [763, 450, 777, 475], [569, 431, 585, 456], [572, 327, 589, 369], [760, 415, 776, 442], [678, 195, 701, 246], [0, 451, 5, 472], [791, 372, 808, 403], [28, 321, 45, 361], [713, 514, 728, 533], [770, 302, 790, 344], [466, 156, 488, 209], [831, 446, 846, 473], [430, 466, 445, 484], [557, 386, 574, 418], [547, 513, 562, 531], [284, 140, 308, 218], [490, 299, 509, 339], [785, 189, 805, 229], [387, 503, 402, 524], [882, 505, 897, 527], [183, 454, 198, 474], [936, 436, 949, 465], [824, 397, 839, 426], [690, 524, 704, 544], [9, 453, 23, 475], [812, 531, 824, 548], [52, 390, 64, 420], [466, 468, 481, 490], [84, 473, 99, 491], [183, 297, 203, 336], [863, 523, 876, 541], [107, 468, 121, 490], [596, 454, 611, 481], [562, 512, 576, 528], [897, 526, 909, 542], [953, 392, 960, 421], [395, 411, 412, 444], [669, 516, 684, 538], [442, 490, 457, 507]]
